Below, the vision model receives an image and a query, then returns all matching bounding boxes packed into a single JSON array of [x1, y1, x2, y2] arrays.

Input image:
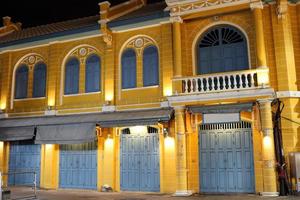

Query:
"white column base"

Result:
[[102, 105, 116, 112], [173, 190, 193, 196], [44, 110, 57, 116], [259, 192, 279, 197], [0, 113, 8, 119]]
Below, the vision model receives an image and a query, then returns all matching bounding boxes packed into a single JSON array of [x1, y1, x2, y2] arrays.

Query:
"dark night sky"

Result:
[[1, 0, 163, 28]]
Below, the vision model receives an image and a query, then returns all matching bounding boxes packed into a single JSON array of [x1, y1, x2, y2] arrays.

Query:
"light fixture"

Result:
[[163, 127, 169, 137]]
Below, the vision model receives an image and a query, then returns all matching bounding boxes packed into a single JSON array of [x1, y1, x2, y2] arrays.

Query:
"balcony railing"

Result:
[[173, 68, 269, 95]]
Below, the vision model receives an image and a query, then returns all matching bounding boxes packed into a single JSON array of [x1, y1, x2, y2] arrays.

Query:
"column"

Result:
[[172, 17, 182, 77], [258, 99, 278, 196], [251, 1, 267, 67], [174, 107, 191, 196]]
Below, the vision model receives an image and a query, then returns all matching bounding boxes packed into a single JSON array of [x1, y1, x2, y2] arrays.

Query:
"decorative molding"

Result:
[[167, 0, 250, 17], [170, 16, 183, 23], [276, 0, 288, 18], [125, 36, 156, 55], [69, 45, 98, 64], [276, 91, 300, 98], [250, 0, 264, 9], [19, 54, 45, 70]]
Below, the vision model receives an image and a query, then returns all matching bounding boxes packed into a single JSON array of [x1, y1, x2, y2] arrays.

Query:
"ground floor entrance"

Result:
[[59, 141, 97, 190], [120, 127, 160, 192], [199, 121, 255, 193], [8, 140, 41, 186]]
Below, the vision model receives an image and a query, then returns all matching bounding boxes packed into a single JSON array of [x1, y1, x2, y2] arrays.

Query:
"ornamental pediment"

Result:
[[166, 0, 252, 17]]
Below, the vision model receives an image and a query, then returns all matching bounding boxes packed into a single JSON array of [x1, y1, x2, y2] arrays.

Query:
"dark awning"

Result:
[[0, 108, 173, 143], [187, 103, 254, 114], [0, 126, 35, 141], [35, 123, 96, 144]]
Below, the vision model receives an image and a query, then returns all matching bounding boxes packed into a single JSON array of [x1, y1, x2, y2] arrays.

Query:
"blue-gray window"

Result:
[[33, 63, 47, 97], [15, 65, 29, 99], [197, 25, 249, 75], [122, 49, 136, 89], [143, 45, 159, 87], [64, 58, 80, 95], [85, 55, 101, 93]]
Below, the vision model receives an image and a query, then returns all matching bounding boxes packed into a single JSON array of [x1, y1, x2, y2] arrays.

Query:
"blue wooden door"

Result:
[[120, 127, 160, 192], [8, 140, 41, 186], [59, 141, 97, 190], [199, 121, 254, 193]]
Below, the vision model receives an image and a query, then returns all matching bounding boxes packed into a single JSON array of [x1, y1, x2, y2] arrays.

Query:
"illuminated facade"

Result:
[[0, 0, 299, 196]]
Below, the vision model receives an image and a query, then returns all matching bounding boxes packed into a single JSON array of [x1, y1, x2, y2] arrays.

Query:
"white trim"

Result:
[[191, 21, 252, 75], [260, 192, 279, 197], [117, 102, 160, 109], [57, 106, 102, 112], [10, 53, 46, 109], [63, 91, 101, 97], [13, 97, 46, 102], [60, 44, 102, 105], [121, 85, 159, 91], [118, 34, 160, 100], [167, 88, 275, 104], [276, 91, 300, 98]]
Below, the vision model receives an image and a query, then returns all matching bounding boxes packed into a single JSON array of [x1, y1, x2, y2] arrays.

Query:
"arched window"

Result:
[[85, 55, 101, 93], [122, 49, 136, 89], [64, 58, 80, 95], [33, 63, 47, 97], [15, 65, 29, 99], [143, 45, 159, 87], [197, 25, 249, 74]]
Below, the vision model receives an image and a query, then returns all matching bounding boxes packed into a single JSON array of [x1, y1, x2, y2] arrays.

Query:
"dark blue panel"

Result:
[[15, 65, 29, 99], [199, 122, 254, 193], [197, 26, 249, 75], [143, 46, 159, 87], [59, 141, 97, 190], [120, 129, 160, 192], [85, 55, 101, 93], [64, 58, 80, 95], [8, 140, 41, 186], [33, 63, 47, 98], [122, 49, 137, 89]]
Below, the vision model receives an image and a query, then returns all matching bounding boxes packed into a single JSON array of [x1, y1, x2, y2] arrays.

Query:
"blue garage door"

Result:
[[59, 141, 97, 190], [120, 127, 160, 192], [199, 121, 255, 193], [8, 140, 41, 186]]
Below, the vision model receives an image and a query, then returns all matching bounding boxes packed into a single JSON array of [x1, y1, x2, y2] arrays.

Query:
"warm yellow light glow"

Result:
[[0, 142, 3, 150], [263, 135, 272, 148], [45, 144, 54, 151], [164, 136, 175, 149], [129, 126, 148, 135], [105, 93, 114, 102], [0, 101, 6, 110], [164, 87, 172, 97], [105, 138, 114, 148], [257, 69, 269, 86], [48, 98, 55, 107]]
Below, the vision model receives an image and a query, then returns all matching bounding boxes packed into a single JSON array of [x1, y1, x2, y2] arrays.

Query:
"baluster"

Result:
[[211, 77, 214, 91], [251, 73, 255, 88], [216, 77, 220, 91], [239, 74, 243, 88], [191, 79, 195, 93], [223, 75, 226, 90], [233, 75, 237, 89], [200, 78, 204, 92], [195, 78, 199, 92], [184, 79, 188, 93], [244, 74, 249, 88]]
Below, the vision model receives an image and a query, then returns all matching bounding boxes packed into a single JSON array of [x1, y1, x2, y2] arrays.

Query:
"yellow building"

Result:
[[0, 0, 299, 196]]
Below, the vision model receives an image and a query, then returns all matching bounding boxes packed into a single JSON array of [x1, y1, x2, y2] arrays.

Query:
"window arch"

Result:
[[197, 25, 249, 75], [85, 54, 101, 93], [15, 65, 29, 99], [33, 63, 47, 97], [64, 57, 80, 95], [122, 49, 137, 89], [143, 45, 159, 87]]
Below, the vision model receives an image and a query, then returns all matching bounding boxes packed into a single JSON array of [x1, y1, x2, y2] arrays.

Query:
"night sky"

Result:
[[0, 0, 163, 28]]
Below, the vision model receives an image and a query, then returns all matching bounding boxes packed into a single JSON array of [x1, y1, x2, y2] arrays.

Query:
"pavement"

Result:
[[6, 187, 300, 200]]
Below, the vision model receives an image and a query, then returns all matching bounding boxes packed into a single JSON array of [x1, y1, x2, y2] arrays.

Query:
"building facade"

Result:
[[0, 0, 299, 196]]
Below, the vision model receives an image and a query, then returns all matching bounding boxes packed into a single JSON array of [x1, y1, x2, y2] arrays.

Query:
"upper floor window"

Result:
[[15, 65, 29, 99], [33, 63, 47, 97], [143, 45, 159, 87], [122, 49, 137, 89], [197, 25, 249, 75], [85, 54, 101, 93], [65, 57, 79, 95]]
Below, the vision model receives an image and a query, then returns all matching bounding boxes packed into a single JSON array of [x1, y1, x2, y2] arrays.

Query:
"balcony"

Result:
[[172, 68, 270, 96]]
